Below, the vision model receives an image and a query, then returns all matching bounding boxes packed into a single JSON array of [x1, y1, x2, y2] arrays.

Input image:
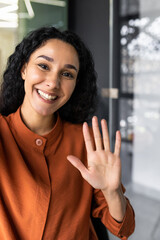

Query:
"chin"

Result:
[[35, 107, 55, 117]]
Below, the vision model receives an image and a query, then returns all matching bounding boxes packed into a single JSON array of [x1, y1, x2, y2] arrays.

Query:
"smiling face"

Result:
[[21, 39, 79, 119]]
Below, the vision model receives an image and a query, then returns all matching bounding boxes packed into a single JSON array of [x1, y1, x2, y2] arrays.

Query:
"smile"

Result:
[[37, 89, 58, 101]]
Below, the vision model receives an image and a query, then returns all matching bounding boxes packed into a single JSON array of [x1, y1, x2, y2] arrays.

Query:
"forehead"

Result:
[[31, 39, 79, 64]]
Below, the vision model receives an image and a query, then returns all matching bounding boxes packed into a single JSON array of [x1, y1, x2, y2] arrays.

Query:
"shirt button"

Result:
[[35, 138, 43, 146]]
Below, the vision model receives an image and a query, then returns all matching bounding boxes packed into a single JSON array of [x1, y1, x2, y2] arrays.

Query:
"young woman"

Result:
[[0, 27, 135, 240]]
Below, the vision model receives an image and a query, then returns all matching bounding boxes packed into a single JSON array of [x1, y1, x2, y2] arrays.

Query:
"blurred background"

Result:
[[0, 0, 160, 239]]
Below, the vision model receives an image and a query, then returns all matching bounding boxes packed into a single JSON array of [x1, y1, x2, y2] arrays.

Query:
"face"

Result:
[[21, 39, 79, 117]]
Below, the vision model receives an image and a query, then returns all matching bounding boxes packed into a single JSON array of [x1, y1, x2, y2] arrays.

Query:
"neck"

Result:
[[20, 106, 56, 136]]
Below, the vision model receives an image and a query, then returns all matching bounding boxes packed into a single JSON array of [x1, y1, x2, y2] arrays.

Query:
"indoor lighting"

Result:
[[31, 0, 66, 7], [0, 5, 18, 14], [0, 0, 18, 4], [0, 13, 17, 22], [0, 0, 35, 28], [0, 21, 18, 28], [0, 0, 18, 28]]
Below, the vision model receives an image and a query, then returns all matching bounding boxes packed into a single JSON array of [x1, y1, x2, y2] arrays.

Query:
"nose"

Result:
[[45, 73, 60, 89]]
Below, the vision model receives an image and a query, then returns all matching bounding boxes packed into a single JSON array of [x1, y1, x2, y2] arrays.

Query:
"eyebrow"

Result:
[[37, 55, 78, 72], [37, 55, 54, 62], [64, 64, 78, 72]]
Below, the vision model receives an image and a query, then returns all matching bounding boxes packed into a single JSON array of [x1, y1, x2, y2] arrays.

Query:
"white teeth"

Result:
[[37, 90, 57, 100]]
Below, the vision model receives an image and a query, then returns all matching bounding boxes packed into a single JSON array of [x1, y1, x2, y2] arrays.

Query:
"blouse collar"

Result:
[[10, 107, 63, 153]]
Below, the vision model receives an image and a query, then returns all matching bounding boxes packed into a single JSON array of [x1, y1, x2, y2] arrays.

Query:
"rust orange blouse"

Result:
[[0, 108, 135, 240]]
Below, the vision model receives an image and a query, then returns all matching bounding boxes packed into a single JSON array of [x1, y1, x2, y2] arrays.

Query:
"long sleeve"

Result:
[[92, 188, 135, 239]]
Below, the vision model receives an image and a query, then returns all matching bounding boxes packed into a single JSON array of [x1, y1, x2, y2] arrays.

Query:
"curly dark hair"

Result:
[[0, 26, 97, 123]]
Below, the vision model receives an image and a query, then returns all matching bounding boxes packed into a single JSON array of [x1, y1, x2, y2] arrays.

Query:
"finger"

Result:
[[83, 122, 94, 152], [114, 130, 121, 156], [101, 119, 110, 151], [92, 116, 103, 150], [67, 155, 89, 179]]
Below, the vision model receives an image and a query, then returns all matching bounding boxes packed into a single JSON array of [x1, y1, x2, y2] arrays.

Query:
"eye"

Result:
[[38, 63, 49, 70], [62, 72, 74, 79]]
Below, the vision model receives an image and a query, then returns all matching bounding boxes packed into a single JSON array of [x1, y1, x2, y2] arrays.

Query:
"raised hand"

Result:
[[67, 116, 127, 222], [67, 116, 122, 193]]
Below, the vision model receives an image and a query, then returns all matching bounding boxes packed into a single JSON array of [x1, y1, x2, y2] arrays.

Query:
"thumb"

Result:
[[67, 155, 89, 178]]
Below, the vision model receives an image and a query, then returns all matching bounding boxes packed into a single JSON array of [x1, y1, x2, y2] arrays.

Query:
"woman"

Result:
[[0, 26, 135, 240]]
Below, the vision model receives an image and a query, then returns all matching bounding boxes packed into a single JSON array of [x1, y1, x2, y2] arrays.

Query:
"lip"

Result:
[[37, 89, 58, 96], [36, 89, 59, 104]]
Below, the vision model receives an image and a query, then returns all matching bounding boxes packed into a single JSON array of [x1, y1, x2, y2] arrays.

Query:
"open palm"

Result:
[[67, 116, 122, 192]]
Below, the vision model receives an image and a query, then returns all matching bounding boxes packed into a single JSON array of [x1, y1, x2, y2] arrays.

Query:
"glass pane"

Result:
[[18, 0, 68, 40], [119, 98, 134, 141], [0, 0, 68, 84], [119, 0, 160, 193]]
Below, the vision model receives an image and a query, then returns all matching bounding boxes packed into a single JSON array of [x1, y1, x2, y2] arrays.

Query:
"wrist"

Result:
[[101, 185, 122, 198], [102, 186, 127, 222]]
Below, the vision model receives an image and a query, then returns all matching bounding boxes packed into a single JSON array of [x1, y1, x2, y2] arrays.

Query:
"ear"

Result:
[[21, 63, 27, 80]]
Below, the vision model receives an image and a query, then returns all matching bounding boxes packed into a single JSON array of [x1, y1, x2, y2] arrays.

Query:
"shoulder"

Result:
[[0, 113, 14, 132], [0, 114, 7, 125], [0, 113, 12, 123], [0, 115, 9, 140]]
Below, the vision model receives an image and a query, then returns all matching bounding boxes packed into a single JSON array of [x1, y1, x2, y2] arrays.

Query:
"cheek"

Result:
[[24, 71, 43, 87], [23, 75, 37, 94], [23, 79, 30, 95]]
